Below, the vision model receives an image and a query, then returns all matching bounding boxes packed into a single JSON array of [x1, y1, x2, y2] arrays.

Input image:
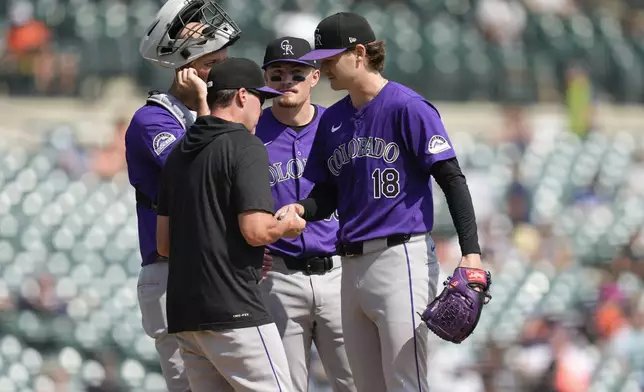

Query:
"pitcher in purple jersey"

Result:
[[126, 2, 240, 390], [256, 37, 356, 392], [276, 12, 486, 392]]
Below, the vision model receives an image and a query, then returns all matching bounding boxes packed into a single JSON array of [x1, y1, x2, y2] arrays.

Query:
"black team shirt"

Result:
[[157, 116, 275, 333]]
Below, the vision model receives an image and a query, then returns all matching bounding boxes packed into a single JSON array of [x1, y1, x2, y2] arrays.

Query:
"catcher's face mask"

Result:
[[142, 0, 241, 69], [162, 0, 240, 56]]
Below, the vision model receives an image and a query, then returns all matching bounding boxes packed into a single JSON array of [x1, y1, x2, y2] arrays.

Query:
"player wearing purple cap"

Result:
[[256, 37, 355, 392], [276, 12, 486, 392], [126, 1, 240, 390]]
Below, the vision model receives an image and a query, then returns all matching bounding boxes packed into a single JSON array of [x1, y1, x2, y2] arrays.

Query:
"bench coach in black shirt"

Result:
[[156, 57, 305, 392]]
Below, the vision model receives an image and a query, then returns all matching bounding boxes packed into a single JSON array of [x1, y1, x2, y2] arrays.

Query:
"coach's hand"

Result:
[[278, 207, 306, 238], [275, 203, 305, 219], [175, 67, 209, 117]]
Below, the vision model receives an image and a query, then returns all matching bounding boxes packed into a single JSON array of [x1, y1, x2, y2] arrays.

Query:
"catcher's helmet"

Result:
[[139, 0, 241, 69]]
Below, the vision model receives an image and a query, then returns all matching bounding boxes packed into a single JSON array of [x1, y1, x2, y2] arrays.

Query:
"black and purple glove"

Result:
[[420, 267, 492, 344]]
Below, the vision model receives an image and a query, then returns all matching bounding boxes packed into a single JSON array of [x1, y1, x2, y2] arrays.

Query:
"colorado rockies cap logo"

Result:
[[315, 30, 322, 48], [280, 39, 294, 56]]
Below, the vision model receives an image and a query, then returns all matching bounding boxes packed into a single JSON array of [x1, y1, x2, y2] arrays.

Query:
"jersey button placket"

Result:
[[294, 139, 302, 156], [353, 117, 362, 134]]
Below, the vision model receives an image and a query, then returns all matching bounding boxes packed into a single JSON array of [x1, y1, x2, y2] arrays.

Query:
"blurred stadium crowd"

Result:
[[2, 0, 644, 391], [1, 0, 644, 103]]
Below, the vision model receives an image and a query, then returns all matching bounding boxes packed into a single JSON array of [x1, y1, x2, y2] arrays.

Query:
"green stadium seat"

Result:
[[67, 296, 90, 322], [104, 264, 128, 288], [7, 362, 30, 389], [21, 192, 46, 218], [15, 169, 38, 195], [52, 227, 76, 251], [33, 180, 57, 207], [0, 215, 19, 239], [54, 276, 79, 303], [132, 334, 157, 364], [0, 336, 23, 363], [28, 155, 54, 180], [46, 252, 71, 277], [469, 144, 495, 169], [2, 148, 29, 180], [70, 264, 94, 288], [74, 322, 104, 351], [143, 372, 167, 392], [87, 309, 114, 336], [0, 376, 16, 392], [57, 346, 83, 376], [37, 376, 67, 392], [120, 358, 147, 390], [83, 252, 106, 276], [125, 251, 143, 276], [80, 359, 106, 388]]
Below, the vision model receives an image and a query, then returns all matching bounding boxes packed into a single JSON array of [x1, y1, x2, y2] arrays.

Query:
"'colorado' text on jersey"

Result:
[[256, 105, 338, 258], [303, 82, 456, 244]]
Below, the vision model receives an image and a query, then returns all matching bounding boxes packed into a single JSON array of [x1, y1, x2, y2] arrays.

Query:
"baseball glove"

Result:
[[420, 267, 492, 344]]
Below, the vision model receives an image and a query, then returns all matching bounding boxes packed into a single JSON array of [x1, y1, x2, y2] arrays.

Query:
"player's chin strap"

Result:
[[146, 91, 197, 130]]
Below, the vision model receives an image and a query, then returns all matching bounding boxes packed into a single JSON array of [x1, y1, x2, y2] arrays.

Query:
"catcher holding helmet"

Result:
[[126, 1, 240, 390]]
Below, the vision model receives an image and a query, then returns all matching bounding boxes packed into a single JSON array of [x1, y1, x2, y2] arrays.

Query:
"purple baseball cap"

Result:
[[299, 12, 376, 61], [262, 36, 318, 69], [207, 57, 282, 99]]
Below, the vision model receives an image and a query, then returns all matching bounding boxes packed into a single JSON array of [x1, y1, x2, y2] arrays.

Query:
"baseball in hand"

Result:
[[276, 206, 290, 221]]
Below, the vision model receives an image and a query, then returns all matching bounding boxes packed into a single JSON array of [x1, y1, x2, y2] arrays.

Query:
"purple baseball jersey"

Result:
[[303, 82, 456, 244], [125, 103, 189, 266], [256, 105, 339, 258]]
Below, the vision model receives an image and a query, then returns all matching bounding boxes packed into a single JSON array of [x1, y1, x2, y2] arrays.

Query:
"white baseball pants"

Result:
[[260, 256, 356, 392], [340, 233, 440, 392], [137, 260, 190, 392]]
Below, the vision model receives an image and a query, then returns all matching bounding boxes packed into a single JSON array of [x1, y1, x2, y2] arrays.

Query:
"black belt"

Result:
[[282, 256, 335, 275], [136, 189, 158, 211], [336, 234, 412, 256]]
